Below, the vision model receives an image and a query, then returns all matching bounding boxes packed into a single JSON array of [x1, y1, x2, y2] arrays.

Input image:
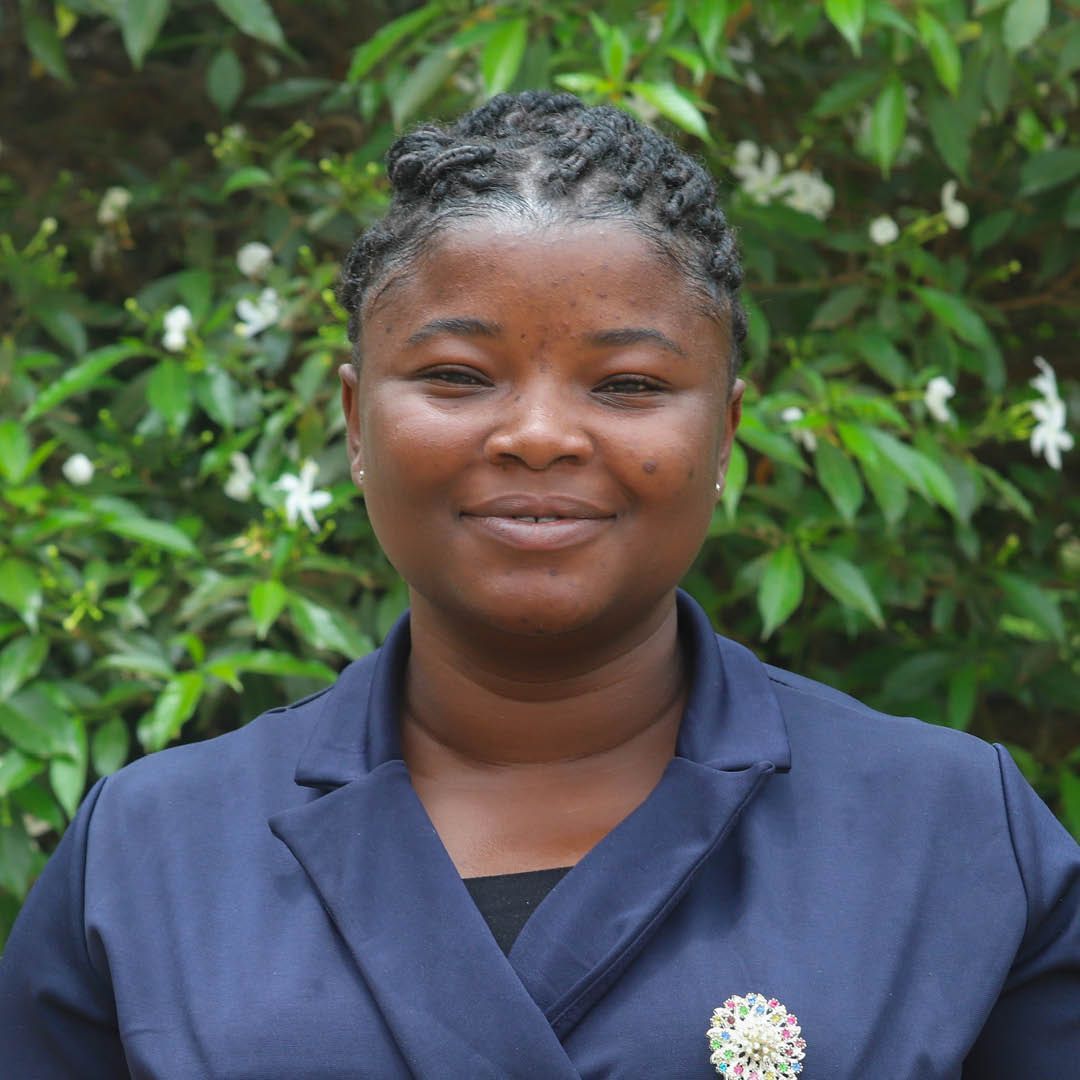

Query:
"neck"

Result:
[[401, 593, 685, 770]]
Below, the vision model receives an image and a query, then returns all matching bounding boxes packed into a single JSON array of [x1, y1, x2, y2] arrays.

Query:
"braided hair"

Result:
[[338, 91, 745, 376]]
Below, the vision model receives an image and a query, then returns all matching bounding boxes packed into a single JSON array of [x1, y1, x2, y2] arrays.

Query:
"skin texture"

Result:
[[340, 220, 743, 875]]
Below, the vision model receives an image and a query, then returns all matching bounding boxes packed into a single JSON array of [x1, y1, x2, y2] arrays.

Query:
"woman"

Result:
[[1, 91, 1077, 1078]]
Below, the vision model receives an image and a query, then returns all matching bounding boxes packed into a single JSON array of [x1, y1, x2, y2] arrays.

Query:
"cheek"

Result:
[[361, 393, 476, 481]]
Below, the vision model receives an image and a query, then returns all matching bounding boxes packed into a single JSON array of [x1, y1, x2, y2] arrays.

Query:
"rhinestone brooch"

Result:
[[706, 993, 806, 1077]]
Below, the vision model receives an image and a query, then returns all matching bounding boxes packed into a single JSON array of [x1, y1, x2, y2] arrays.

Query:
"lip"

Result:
[[460, 494, 616, 552], [461, 494, 613, 519]]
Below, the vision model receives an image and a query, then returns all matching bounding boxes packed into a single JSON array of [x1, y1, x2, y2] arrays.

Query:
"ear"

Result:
[[714, 377, 745, 497], [339, 363, 366, 489]]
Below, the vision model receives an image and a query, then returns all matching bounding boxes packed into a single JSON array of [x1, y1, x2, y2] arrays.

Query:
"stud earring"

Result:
[[715, 482, 722, 495], [357, 469, 365, 485]]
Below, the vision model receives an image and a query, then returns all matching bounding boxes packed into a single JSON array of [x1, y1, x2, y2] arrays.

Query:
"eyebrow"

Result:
[[585, 327, 687, 358], [405, 317, 502, 347]]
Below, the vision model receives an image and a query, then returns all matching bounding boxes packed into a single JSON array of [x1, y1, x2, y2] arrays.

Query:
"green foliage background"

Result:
[[1, 0, 1077, 944]]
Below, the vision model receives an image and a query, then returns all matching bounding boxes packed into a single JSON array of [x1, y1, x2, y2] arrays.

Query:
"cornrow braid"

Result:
[[337, 91, 745, 369]]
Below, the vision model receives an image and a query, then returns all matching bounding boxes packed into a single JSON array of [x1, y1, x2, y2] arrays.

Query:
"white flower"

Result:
[[275, 460, 332, 533], [62, 453, 94, 485], [97, 186, 131, 225], [236, 241, 273, 279], [777, 170, 834, 221], [941, 180, 969, 229], [781, 406, 818, 452], [224, 452, 255, 501], [745, 71, 765, 96], [235, 288, 281, 338], [924, 375, 956, 423], [162, 305, 193, 353], [707, 993, 805, 1077], [732, 143, 832, 220], [1028, 357, 1074, 471], [868, 214, 899, 246]]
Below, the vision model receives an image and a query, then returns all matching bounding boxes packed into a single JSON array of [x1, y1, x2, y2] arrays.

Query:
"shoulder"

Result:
[[90, 680, 337, 825], [762, 656, 1000, 779]]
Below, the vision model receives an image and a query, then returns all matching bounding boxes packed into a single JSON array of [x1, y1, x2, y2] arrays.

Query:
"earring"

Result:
[[357, 469, 365, 485], [715, 482, 722, 495]]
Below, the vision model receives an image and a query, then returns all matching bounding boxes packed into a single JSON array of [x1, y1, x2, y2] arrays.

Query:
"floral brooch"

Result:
[[706, 993, 806, 1077]]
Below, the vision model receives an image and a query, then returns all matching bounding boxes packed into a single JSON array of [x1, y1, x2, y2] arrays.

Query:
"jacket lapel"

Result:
[[270, 618, 581, 1079], [507, 593, 790, 1038]]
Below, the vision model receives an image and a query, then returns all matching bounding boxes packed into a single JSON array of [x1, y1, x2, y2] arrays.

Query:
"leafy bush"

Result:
[[1, 0, 1077, 944]]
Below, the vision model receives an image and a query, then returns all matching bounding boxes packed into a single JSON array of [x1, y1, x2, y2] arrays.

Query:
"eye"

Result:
[[418, 365, 490, 389], [595, 374, 667, 396]]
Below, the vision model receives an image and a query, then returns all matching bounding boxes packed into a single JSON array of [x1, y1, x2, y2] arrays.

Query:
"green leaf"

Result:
[[246, 77, 334, 108], [825, 0, 866, 54], [810, 285, 867, 329], [35, 305, 87, 357], [916, 10, 961, 96], [971, 209, 1015, 254], [737, 412, 812, 473], [851, 330, 909, 386], [811, 70, 881, 118], [859, 455, 911, 522], [814, 440, 864, 524], [206, 46, 244, 112], [630, 82, 711, 142], [1019, 148, 1080, 195], [138, 671, 205, 751], [758, 544, 804, 639], [688, 0, 730, 58], [926, 94, 974, 181], [205, 650, 336, 683], [119, 0, 170, 68], [107, 516, 199, 557], [195, 369, 238, 428], [288, 594, 373, 658], [1002, 0, 1048, 53], [23, 342, 145, 421], [90, 716, 130, 777], [0, 558, 43, 631], [0, 636, 48, 702], [804, 550, 884, 627], [870, 74, 906, 175], [599, 24, 630, 84], [0, 750, 44, 799], [720, 440, 747, 520], [391, 46, 459, 128], [347, 3, 440, 82], [481, 17, 527, 96], [997, 573, 1066, 645], [249, 579, 287, 639], [49, 714, 87, 819], [911, 286, 994, 348], [864, 429, 958, 515], [146, 359, 192, 429], [946, 663, 978, 731], [0, 420, 32, 484], [23, 6, 72, 83], [211, 0, 285, 49], [0, 824, 38, 900], [222, 166, 273, 196], [1060, 769, 1080, 841], [0, 687, 78, 759]]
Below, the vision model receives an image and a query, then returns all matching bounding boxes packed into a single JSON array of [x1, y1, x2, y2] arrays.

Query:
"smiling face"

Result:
[[340, 220, 742, 640]]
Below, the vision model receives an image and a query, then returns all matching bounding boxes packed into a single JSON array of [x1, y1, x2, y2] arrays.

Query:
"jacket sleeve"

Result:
[[0, 777, 128, 1076], [963, 746, 1080, 1076]]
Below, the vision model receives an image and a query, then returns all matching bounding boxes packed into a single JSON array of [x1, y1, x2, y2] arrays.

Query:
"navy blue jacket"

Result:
[[2, 593, 1078, 1077]]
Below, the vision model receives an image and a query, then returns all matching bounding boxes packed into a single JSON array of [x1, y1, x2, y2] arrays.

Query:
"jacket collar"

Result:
[[292, 588, 791, 790]]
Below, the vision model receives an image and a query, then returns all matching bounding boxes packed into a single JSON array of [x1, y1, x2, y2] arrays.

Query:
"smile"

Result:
[[460, 495, 615, 552]]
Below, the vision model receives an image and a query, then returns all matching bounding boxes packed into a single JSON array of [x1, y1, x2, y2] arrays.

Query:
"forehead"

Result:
[[362, 220, 721, 338]]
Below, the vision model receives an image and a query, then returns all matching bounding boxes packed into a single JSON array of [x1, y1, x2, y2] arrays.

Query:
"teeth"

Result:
[[512, 515, 559, 523]]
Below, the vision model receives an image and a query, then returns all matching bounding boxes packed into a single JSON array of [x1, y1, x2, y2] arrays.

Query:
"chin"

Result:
[[445, 574, 614, 639]]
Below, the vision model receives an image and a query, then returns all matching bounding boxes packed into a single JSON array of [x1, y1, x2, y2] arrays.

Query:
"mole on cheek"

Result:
[[642, 461, 658, 475]]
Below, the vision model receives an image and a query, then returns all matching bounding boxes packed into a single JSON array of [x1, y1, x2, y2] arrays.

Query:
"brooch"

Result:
[[706, 993, 806, 1077]]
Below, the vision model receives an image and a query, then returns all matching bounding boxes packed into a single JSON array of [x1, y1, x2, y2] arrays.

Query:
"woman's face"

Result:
[[341, 220, 743, 639]]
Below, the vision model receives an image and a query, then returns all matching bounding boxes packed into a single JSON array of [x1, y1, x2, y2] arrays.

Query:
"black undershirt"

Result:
[[463, 866, 572, 954]]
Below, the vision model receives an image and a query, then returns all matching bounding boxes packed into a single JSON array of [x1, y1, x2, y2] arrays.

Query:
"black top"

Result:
[[463, 866, 572, 954]]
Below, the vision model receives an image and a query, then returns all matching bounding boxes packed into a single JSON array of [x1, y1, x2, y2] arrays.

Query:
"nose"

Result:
[[483, 384, 594, 470]]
